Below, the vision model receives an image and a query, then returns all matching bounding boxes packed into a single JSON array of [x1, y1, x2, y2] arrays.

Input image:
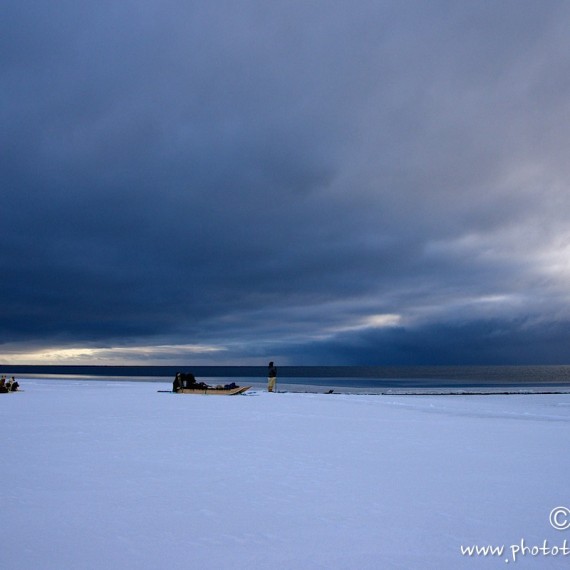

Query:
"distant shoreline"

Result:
[[14, 375, 570, 395]]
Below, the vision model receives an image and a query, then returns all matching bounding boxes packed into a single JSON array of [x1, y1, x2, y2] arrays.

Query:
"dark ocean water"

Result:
[[2, 364, 570, 389]]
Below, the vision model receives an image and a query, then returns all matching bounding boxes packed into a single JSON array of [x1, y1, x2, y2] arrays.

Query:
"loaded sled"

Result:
[[171, 372, 250, 395]]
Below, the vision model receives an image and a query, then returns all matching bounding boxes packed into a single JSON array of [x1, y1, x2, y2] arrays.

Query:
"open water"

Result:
[[2, 364, 570, 393]]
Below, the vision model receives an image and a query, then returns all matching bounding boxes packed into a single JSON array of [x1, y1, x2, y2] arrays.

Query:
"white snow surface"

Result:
[[3, 379, 570, 569]]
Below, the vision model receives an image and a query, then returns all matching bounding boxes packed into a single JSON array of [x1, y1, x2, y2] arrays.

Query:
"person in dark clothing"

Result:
[[173, 374, 183, 392], [267, 362, 277, 392], [181, 373, 197, 388], [173, 372, 207, 391]]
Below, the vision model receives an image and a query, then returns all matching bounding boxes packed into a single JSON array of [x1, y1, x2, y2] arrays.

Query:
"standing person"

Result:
[[267, 361, 277, 393], [172, 373, 183, 393]]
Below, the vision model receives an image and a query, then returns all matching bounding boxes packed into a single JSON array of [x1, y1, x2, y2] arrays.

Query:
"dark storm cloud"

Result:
[[2, 1, 570, 363], [288, 319, 570, 366]]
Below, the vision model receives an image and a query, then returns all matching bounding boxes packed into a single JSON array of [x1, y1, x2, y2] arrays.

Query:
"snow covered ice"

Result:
[[2, 379, 570, 569]]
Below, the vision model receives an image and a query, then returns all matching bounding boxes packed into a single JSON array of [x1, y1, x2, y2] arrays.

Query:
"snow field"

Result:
[[2, 380, 570, 569]]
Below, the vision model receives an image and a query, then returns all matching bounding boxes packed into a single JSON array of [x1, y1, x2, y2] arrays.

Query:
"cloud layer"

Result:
[[3, 1, 570, 364]]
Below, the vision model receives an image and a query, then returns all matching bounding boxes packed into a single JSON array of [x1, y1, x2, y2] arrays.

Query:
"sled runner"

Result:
[[176, 385, 251, 395], [158, 385, 251, 395]]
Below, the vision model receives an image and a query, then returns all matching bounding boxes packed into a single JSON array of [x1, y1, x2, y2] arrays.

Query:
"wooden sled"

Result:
[[175, 385, 251, 396]]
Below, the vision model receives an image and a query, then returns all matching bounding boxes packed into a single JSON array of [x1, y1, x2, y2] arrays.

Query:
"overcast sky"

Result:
[[2, 1, 570, 365]]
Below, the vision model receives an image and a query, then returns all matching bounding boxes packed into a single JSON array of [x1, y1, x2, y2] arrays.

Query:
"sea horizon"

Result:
[[3, 364, 570, 390]]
